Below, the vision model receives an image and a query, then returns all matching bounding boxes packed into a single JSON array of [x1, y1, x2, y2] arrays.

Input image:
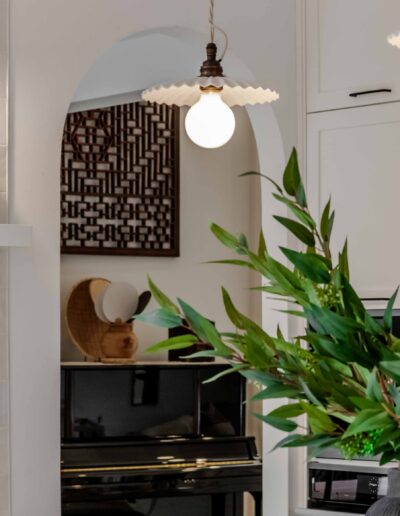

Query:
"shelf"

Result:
[[0, 224, 32, 247]]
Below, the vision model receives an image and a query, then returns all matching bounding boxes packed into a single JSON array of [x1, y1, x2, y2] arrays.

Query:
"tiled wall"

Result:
[[0, 0, 9, 514]]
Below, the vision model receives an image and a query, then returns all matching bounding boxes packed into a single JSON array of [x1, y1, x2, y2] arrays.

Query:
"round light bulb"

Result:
[[388, 32, 400, 48], [185, 91, 236, 149]]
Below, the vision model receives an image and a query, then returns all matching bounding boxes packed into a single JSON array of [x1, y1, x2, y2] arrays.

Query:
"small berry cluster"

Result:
[[339, 429, 383, 459], [296, 348, 318, 370], [316, 284, 341, 308]]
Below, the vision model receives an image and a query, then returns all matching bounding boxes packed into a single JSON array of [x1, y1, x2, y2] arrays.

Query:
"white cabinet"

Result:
[[307, 102, 400, 296], [306, 0, 400, 112]]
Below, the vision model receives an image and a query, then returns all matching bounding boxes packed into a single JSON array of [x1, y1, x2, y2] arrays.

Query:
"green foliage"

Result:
[[138, 147, 400, 464]]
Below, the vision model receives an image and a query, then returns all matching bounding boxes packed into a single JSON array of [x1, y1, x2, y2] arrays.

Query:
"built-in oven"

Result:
[[307, 461, 393, 514]]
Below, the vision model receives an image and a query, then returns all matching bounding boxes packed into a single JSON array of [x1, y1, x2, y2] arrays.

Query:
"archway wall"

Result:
[[7, 1, 297, 516], [60, 29, 264, 365]]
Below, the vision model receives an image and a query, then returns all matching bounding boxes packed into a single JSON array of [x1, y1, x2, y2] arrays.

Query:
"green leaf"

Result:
[[280, 248, 331, 284], [222, 288, 244, 329], [264, 255, 304, 291], [207, 259, 255, 270], [256, 413, 298, 432], [391, 337, 400, 352], [380, 448, 398, 465], [203, 364, 246, 384], [341, 277, 365, 318], [305, 305, 363, 341], [243, 332, 274, 366], [343, 409, 394, 438], [375, 428, 400, 451], [258, 230, 268, 258], [238, 233, 249, 250], [147, 334, 198, 353], [380, 359, 400, 382], [268, 403, 305, 419], [300, 402, 337, 434], [255, 285, 291, 297], [251, 384, 301, 401], [241, 370, 281, 387], [349, 397, 380, 411], [328, 211, 335, 238], [366, 369, 384, 403], [364, 312, 385, 336], [273, 194, 316, 229], [385, 287, 399, 331], [135, 309, 182, 328], [210, 223, 240, 251], [178, 299, 232, 357], [271, 433, 336, 452], [320, 198, 331, 241], [388, 384, 400, 416], [147, 276, 180, 314], [339, 240, 350, 280], [296, 181, 307, 208], [185, 350, 226, 360], [307, 332, 371, 367], [283, 148, 301, 197], [299, 378, 323, 407], [239, 171, 283, 195], [274, 216, 315, 247]]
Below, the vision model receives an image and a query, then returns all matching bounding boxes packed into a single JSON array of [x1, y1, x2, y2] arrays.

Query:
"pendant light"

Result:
[[142, 0, 279, 149], [388, 32, 400, 48]]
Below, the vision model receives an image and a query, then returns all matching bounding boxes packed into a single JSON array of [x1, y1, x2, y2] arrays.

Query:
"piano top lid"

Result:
[[61, 361, 227, 368], [61, 436, 260, 472]]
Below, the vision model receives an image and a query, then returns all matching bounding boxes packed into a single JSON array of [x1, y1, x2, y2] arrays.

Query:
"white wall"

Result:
[[61, 107, 260, 362], [7, 1, 296, 515]]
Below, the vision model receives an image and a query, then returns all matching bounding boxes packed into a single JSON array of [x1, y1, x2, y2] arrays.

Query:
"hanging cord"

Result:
[[208, 0, 229, 61]]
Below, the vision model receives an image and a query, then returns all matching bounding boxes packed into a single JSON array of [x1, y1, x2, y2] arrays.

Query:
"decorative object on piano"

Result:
[[60, 101, 180, 257], [138, 148, 400, 471], [100, 319, 138, 363], [168, 323, 215, 362], [142, 0, 278, 149], [66, 278, 151, 362], [94, 282, 139, 324]]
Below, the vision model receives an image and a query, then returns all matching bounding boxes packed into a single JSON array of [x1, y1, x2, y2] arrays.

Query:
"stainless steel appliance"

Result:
[[307, 460, 394, 513]]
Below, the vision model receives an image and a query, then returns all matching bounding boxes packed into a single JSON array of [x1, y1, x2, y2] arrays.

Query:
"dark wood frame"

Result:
[[60, 103, 180, 257]]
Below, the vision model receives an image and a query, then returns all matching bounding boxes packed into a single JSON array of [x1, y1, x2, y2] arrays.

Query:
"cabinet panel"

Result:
[[306, 0, 400, 112], [307, 102, 400, 296]]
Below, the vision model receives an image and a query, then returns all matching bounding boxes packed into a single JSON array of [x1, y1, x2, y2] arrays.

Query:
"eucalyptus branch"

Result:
[[142, 148, 400, 464]]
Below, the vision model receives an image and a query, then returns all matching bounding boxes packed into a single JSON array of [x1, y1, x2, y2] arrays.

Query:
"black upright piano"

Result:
[[61, 363, 262, 516]]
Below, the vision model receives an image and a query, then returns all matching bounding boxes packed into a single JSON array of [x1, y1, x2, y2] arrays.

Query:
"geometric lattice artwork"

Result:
[[61, 101, 180, 256]]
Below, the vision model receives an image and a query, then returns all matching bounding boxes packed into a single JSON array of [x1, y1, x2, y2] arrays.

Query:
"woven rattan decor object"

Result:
[[61, 101, 180, 256], [66, 278, 111, 360]]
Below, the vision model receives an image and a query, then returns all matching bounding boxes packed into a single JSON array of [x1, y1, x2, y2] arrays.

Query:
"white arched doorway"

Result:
[[7, 4, 293, 515], [62, 25, 289, 515]]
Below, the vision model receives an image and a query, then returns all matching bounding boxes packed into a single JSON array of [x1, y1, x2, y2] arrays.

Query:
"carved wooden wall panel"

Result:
[[61, 102, 179, 256]]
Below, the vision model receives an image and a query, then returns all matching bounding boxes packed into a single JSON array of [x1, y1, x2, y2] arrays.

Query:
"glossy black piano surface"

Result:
[[61, 364, 262, 516]]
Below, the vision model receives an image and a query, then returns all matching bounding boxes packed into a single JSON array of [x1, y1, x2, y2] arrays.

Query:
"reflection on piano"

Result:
[[61, 363, 262, 516]]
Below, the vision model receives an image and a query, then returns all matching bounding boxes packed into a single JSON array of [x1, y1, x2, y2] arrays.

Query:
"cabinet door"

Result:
[[307, 102, 400, 296], [306, 0, 400, 112]]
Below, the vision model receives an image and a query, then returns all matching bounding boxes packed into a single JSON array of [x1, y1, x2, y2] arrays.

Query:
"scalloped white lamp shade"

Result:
[[388, 32, 400, 48], [142, 76, 279, 107]]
